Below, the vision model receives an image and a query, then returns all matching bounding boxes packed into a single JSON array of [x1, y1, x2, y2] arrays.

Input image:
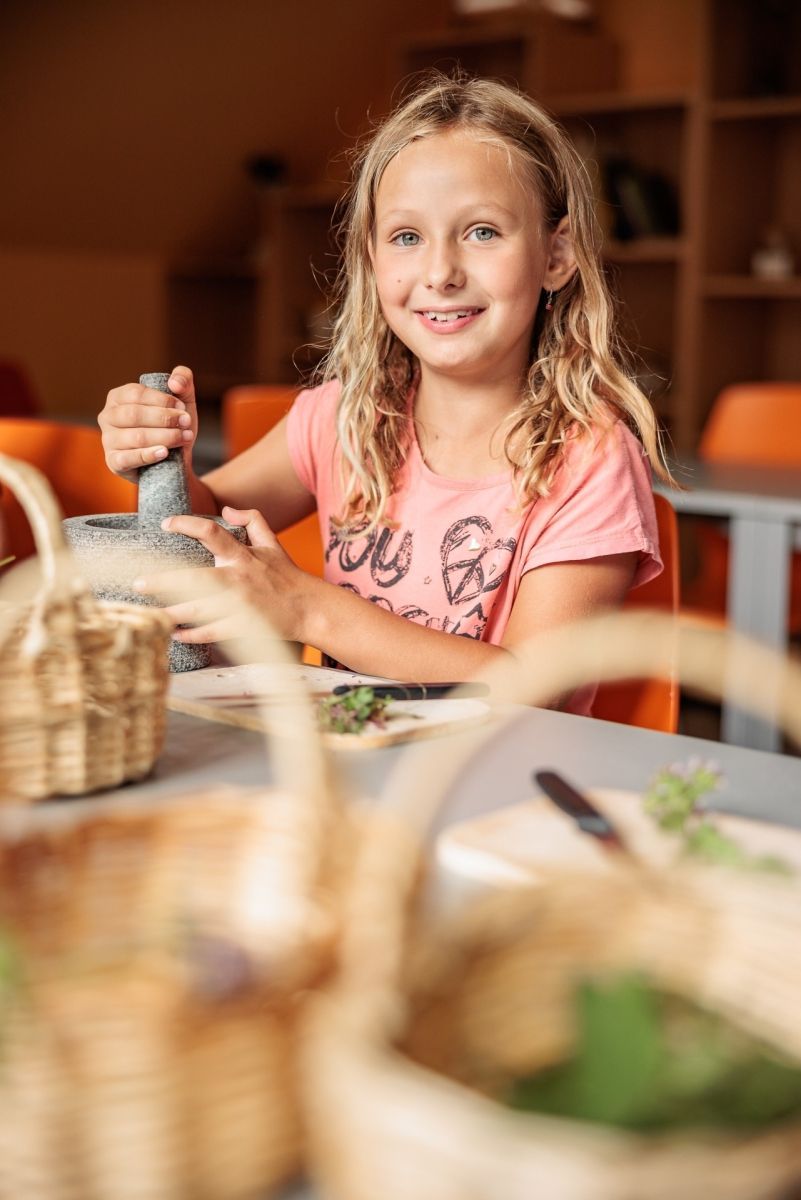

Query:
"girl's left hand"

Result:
[[134, 505, 311, 644]]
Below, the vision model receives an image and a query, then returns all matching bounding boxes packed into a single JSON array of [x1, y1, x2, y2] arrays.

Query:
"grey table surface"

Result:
[[31, 703, 799, 835]]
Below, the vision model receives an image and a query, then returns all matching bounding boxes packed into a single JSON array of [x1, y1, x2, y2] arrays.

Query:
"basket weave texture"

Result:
[[303, 613, 801, 1200], [0, 453, 173, 801], [0, 784, 343, 1200]]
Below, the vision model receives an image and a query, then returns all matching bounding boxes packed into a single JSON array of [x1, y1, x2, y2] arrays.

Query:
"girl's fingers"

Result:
[[99, 378, 196, 480], [220, 506, 278, 550], [109, 445, 171, 475], [159, 515, 245, 562], [166, 367, 198, 408], [133, 564, 227, 599], [170, 619, 236, 645], [109, 402, 192, 432]]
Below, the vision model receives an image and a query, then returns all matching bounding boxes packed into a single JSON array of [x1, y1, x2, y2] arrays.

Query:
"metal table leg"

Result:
[[723, 514, 792, 752]]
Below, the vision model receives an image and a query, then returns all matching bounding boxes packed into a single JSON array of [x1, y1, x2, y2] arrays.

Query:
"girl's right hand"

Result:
[[98, 365, 198, 482]]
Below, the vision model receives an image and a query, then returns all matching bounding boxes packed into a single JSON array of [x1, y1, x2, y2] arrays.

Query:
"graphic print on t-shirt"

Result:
[[328, 523, 414, 588], [441, 515, 517, 604], [326, 515, 516, 640]]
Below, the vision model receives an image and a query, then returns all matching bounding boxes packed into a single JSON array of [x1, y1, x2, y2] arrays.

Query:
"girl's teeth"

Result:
[[425, 310, 472, 322]]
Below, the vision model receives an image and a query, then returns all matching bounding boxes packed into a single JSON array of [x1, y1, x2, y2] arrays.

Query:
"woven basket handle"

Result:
[[0, 451, 75, 591], [337, 611, 801, 1038], [144, 567, 338, 982]]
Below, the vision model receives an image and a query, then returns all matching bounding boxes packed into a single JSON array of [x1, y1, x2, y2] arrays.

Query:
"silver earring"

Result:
[[545, 289, 554, 311]]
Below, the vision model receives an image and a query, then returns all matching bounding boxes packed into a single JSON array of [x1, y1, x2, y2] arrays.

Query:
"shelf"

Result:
[[552, 90, 692, 117], [396, 19, 527, 51], [703, 275, 801, 299], [169, 256, 257, 282], [603, 237, 686, 264], [709, 95, 801, 121]]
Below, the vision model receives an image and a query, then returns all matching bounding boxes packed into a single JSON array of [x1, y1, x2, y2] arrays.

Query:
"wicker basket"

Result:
[[303, 612, 801, 1200], [0, 783, 345, 1200], [0, 505, 349, 1197], [0, 453, 173, 801]]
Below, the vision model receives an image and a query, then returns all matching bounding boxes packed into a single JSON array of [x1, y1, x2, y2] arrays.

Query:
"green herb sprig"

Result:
[[317, 686, 392, 735], [644, 759, 792, 874]]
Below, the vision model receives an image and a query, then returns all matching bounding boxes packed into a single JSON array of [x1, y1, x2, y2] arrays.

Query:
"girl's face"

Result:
[[370, 128, 573, 391]]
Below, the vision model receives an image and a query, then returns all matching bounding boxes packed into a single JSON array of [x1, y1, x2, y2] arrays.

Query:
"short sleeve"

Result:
[[521, 421, 662, 590], [285, 379, 341, 495]]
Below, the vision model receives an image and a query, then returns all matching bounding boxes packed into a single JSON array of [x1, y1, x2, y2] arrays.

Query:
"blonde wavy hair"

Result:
[[320, 72, 670, 530]]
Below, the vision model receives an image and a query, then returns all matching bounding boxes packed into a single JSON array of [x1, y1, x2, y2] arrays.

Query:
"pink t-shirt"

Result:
[[286, 380, 662, 713]]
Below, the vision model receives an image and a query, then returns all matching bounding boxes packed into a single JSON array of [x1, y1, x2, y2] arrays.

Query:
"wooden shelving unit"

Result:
[[253, 183, 342, 384], [166, 256, 258, 404], [692, 0, 801, 436], [243, 0, 800, 452]]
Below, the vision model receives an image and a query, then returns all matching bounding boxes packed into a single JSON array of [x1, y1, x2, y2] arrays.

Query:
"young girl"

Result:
[[98, 74, 669, 714]]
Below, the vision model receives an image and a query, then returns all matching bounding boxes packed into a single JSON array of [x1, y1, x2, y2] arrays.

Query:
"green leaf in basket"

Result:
[[507, 974, 664, 1128], [506, 973, 801, 1132]]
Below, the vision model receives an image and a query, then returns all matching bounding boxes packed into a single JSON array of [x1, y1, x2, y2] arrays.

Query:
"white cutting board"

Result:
[[168, 662, 491, 750], [437, 789, 801, 887]]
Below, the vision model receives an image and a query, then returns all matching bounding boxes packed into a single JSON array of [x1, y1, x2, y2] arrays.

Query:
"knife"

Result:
[[193, 681, 490, 706], [533, 769, 629, 853], [332, 681, 490, 701]]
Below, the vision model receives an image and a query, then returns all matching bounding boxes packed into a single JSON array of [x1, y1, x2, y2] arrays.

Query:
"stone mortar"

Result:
[[63, 372, 246, 672]]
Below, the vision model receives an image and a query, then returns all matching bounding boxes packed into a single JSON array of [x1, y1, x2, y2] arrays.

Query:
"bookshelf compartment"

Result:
[[560, 107, 685, 243], [399, 31, 527, 87], [709, 0, 801, 101], [697, 297, 801, 427], [607, 260, 678, 426], [704, 119, 801, 276], [394, 17, 618, 99], [254, 187, 341, 383], [167, 266, 257, 404]]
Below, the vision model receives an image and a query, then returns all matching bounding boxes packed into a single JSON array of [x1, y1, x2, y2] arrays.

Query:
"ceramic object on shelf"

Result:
[[63, 372, 245, 672]]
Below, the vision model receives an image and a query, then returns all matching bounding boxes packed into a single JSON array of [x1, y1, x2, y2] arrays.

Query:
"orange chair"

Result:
[[592, 492, 680, 733], [221, 385, 324, 579], [682, 382, 801, 633], [222, 385, 298, 458], [0, 418, 136, 562], [222, 385, 325, 665]]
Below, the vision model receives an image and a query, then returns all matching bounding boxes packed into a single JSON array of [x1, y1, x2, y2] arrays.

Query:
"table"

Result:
[[656, 459, 801, 753], [31, 706, 801, 1200], [56, 703, 801, 841]]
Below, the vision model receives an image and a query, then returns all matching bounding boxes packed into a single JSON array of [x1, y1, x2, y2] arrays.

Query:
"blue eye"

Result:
[[393, 231, 420, 247], [471, 226, 497, 242]]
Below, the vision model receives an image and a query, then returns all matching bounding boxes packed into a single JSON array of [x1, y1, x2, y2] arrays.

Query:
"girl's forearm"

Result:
[[192, 471, 221, 516], [300, 575, 510, 681]]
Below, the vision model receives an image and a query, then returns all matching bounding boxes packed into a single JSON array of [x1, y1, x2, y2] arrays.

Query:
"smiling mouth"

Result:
[[418, 308, 483, 323]]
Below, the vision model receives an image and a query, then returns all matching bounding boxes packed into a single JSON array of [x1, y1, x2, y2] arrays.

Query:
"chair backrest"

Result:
[[592, 492, 680, 733], [221, 384, 324, 579], [699, 382, 801, 465], [0, 418, 136, 562], [222, 385, 299, 460]]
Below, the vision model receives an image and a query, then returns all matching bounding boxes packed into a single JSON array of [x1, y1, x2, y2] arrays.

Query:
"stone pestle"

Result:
[[63, 372, 246, 672], [136, 372, 193, 525]]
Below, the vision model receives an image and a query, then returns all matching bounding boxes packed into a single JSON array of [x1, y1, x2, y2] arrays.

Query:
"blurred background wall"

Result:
[[1, 0, 797, 452], [0, 0, 450, 417]]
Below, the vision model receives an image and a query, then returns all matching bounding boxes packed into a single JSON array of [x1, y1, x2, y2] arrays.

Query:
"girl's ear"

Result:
[[543, 215, 577, 291]]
